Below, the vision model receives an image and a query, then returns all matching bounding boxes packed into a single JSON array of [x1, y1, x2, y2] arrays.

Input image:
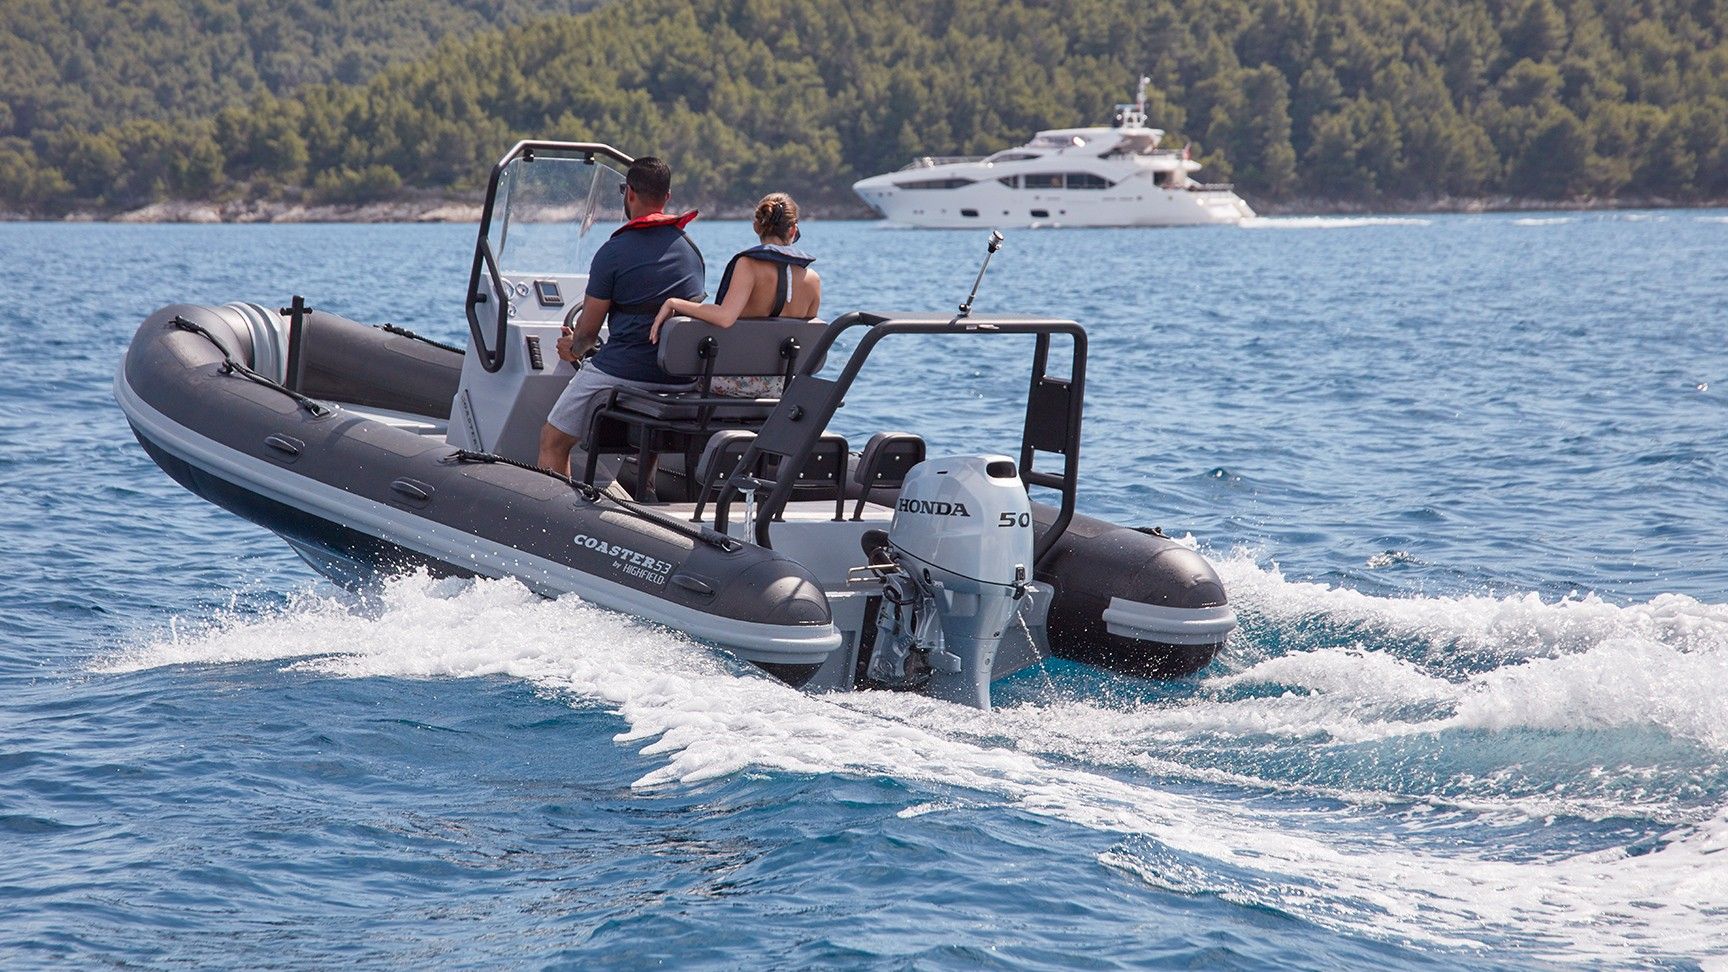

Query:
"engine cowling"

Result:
[[871, 455, 1033, 708], [889, 455, 1032, 589]]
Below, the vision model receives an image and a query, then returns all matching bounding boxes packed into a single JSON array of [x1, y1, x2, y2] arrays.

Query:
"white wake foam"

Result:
[[1512, 216, 1574, 225], [1240, 216, 1431, 230], [101, 571, 1728, 963], [1200, 554, 1728, 752], [1218, 553, 1728, 662]]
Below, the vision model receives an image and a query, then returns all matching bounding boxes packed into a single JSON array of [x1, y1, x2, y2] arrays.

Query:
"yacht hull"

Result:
[[853, 179, 1253, 228]]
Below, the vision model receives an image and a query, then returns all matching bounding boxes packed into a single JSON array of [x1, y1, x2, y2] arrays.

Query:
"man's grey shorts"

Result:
[[545, 364, 697, 440]]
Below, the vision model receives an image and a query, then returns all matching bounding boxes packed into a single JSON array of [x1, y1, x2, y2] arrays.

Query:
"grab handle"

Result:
[[465, 238, 509, 373]]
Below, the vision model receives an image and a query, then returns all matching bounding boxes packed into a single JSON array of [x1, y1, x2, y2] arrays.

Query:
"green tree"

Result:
[[1507, 108, 1593, 196]]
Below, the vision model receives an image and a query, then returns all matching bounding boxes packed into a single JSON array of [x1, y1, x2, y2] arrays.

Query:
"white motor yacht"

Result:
[[852, 79, 1255, 228]]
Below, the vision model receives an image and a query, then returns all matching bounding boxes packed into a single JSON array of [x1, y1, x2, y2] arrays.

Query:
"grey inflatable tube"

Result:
[[1033, 506, 1231, 678], [116, 304, 837, 677]]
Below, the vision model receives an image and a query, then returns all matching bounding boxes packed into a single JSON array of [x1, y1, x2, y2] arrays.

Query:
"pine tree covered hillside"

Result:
[[2, 0, 1724, 214], [0, 0, 600, 207], [1, 0, 605, 138]]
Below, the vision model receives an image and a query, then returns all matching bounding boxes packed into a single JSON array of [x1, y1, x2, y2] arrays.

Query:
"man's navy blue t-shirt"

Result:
[[585, 224, 704, 384]]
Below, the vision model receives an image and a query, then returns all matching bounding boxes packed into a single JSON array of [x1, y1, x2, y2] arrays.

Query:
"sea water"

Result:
[[2, 212, 1726, 969]]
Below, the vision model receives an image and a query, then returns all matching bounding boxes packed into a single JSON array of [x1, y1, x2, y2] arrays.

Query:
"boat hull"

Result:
[[116, 304, 844, 673], [117, 302, 1235, 699]]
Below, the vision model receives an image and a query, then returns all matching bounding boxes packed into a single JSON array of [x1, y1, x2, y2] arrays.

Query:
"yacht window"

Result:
[[1022, 173, 1062, 189], [997, 176, 1019, 188], [1153, 171, 1172, 187], [1030, 209, 1050, 218], [896, 178, 975, 190], [1065, 173, 1111, 189], [990, 152, 1038, 163], [960, 208, 979, 217]]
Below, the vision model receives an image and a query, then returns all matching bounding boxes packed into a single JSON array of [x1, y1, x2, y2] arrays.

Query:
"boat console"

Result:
[[451, 141, 634, 462]]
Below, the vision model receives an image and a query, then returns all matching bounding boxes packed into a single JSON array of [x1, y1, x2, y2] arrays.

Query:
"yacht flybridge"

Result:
[[115, 140, 1237, 710], [853, 79, 1255, 228]]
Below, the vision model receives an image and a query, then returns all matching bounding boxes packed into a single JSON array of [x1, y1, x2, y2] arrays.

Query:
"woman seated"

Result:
[[651, 192, 820, 397]]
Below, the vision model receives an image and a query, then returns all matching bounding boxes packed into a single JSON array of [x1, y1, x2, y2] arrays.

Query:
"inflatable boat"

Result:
[[115, 140, 1236, 709]]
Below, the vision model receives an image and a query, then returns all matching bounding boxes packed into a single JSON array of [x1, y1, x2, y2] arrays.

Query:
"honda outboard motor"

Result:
[[863, 456, 1032, 709]]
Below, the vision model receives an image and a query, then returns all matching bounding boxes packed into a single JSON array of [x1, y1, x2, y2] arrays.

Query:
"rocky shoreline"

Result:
[[13, 196, 861, 224], [5, 193, 1722, 224]]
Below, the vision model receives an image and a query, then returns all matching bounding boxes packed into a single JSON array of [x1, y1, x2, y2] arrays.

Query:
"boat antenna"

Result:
[[955, 230, 1005, 323]]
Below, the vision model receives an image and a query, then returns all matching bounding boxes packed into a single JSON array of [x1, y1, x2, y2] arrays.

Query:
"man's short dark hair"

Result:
[[626, 157, 671, 201]]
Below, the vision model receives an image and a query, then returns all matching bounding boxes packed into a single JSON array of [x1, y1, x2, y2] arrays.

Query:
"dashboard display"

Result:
[[534, 280, 564, 307]]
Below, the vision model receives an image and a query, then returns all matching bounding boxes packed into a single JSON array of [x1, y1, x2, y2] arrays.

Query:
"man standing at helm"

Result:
[[538, 156, 704, 477]]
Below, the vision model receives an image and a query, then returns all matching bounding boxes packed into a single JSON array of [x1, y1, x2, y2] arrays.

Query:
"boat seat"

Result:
[[692, 430, 850, 525], [777, 433, 849, 522], [583, 316, 828, 500], [851, 431, 926, 520], [603, 395, 780, 422], [691, 430, 765, 522]]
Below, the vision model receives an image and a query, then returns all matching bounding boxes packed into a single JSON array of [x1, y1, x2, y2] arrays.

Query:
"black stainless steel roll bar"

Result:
[[464, 140, 635, 373], [713, 311, 1087, 570]]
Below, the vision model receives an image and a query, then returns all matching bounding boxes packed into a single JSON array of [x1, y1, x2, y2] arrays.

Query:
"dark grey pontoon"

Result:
[[115, 140, 1236, 709]]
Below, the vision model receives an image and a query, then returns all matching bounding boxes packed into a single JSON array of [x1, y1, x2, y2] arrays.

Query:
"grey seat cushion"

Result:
[[606, 394, 779, 422]]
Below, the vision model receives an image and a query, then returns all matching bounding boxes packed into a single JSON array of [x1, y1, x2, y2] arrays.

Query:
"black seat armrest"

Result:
[[851, 431, 926, 520]]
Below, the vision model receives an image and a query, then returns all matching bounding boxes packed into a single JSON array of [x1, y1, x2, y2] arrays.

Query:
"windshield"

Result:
[[466, 142, 634, 372], [494, 154, 627, 279]]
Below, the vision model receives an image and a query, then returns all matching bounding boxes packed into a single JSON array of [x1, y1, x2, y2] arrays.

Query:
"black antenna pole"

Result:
[[955, 230, 1005, 322], [280, 295, 312, 392]]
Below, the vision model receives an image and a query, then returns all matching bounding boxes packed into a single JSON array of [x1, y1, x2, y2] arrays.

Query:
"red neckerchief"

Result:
[[611, 210, 699, 236]]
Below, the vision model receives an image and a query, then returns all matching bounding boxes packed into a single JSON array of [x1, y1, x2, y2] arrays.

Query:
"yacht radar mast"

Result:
[[1113, 76, 1152, 129]]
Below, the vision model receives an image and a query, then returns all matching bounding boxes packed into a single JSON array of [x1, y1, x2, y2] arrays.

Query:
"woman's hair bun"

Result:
[[754, 192, 799, 239]]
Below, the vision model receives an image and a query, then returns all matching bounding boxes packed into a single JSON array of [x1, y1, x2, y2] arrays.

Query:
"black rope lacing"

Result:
[[170, 316, 334, 418], [447, 448, 603, 499], [379, 323, 464, 355], [445, 449, 741, 553]]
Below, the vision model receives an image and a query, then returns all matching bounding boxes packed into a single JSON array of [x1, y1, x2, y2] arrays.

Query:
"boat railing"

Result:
[[1113, 148, 1183, 161], [1186, 182, 1235, 192], [897, 155, 987, 171], [713, 311, 1087, 570]]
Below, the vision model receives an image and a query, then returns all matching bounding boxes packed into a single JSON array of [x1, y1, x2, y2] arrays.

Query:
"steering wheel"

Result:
[[563, 303, 605, 363]]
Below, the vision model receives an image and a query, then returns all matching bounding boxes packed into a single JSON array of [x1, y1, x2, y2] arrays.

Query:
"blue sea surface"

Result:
[[3, 211, 1727, 969]]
